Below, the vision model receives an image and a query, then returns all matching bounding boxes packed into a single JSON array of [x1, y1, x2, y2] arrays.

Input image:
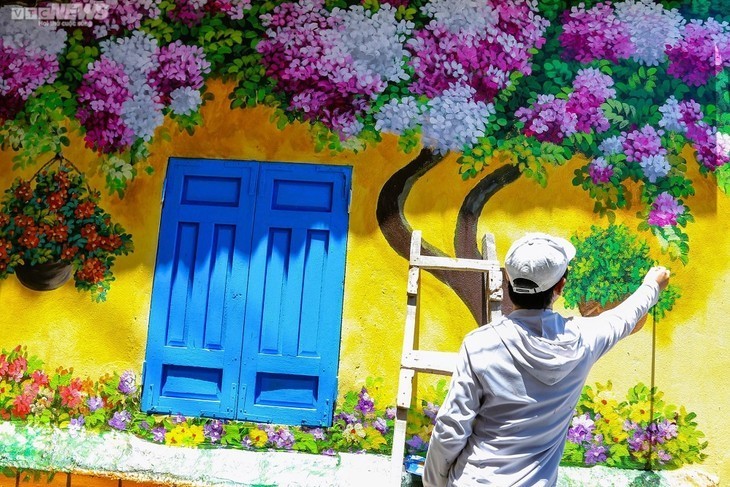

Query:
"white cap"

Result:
[[505, 233, 576, 294]]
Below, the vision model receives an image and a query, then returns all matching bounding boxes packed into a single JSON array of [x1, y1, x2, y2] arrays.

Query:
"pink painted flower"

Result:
[[149, 41, 210, 104], [648, 192, 685, 227], [516, 94, 577, 144], [560, 2, 634, 63], [75, 57, 135, 153], [408, 0, 548, 103]]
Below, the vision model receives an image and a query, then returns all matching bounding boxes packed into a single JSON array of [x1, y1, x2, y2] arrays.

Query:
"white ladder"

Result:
[[390, 230, 503, 486]]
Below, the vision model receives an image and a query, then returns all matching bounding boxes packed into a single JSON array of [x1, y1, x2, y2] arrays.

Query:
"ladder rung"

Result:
[[411, 255, 501, 273], [402, 350, 458, 375]]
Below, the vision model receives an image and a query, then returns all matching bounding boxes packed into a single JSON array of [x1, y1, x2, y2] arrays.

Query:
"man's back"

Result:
[[423, 280, 660, 487]]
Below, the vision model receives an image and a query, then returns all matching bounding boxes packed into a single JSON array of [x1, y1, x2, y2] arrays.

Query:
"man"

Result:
[[423, 233, 670, 487]]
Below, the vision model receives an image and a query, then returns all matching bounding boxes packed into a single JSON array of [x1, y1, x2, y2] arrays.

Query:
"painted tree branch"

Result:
[[376, 149, 522, 324], [454, 164, 522, 260]]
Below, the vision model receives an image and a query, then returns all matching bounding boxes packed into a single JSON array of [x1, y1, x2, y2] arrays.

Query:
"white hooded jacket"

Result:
[[423, 281, 660, 487]]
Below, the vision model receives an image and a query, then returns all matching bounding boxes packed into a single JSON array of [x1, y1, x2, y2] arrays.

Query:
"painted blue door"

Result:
[[143, 158, 351, 426], [237, 163, 351, 426], [142, 159, 258, 418]]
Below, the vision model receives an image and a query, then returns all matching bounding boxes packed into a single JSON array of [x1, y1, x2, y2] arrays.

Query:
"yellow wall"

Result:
[[1, 79, 728, 478]]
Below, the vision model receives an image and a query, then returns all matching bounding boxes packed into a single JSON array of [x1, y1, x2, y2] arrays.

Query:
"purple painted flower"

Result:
[[567, 413, 595, 444], [69, 416, 85, 431], [336, 412, 357, 424], [423, 402, 440, 424], [265, 425, 295, 450], [408, 0, 548, 103], [75, 57, 134, 153], [152, 426, 166, 443], [172, 414, 187, 424], [204, 420, 224, 443], [621, 125, 666, 163], [87, 396, 103, 412], [628, 429, 649, 452], [108, 410, 132, 431], [355, 387, 375, 415], [309, 427, 326, 441], [322, 448, 336, 456], [657, 449, 673, 464], [567, 68, 615, 133], [118, 370, 137, 395], [585, 443, 608, 465], [373, 417, 388, 434], [386, 407, 396, 420], [405, 435, 427, 452], [516, 94, 577, 144], [648, 192, 685, 227], [666, 19, 730, 87], [589, 157, 614, 185]]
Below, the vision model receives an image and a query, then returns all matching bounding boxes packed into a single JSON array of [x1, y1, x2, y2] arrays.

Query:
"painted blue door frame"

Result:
[[142, 158, 352, 426]]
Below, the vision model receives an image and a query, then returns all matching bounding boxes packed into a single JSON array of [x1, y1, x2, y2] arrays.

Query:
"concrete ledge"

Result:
[[0, 421, 719, 487]]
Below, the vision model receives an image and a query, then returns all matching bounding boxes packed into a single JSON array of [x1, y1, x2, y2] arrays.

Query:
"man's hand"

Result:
[[643, 266, 671, 292]]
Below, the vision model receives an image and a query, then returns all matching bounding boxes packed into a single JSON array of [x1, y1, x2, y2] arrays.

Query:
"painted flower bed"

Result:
[[0, 345, 707, 470]]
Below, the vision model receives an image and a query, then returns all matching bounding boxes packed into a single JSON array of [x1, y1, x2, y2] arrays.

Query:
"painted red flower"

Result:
[[59, 378, 85, 409], [75, 257, 107, 284], [101, 234, 123, 252], [14, 182, 32, 202], [18, 227, 40, 249], [0, 214, 9, 226], [54, 171, 71, 190], [47, 190, 68, 211], [32, 370, 49, 386], [7, 356, 27, 382], [0, 354, 8, 376], [60, 245, 79, 261], [11, 393, 33, 419], [45, 224, 69, 243], [74, 201, 96, 219], [13, 215, 34, 228]]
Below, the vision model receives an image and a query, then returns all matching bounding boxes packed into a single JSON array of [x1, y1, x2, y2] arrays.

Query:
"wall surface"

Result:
[[1, 0, 729, 481]]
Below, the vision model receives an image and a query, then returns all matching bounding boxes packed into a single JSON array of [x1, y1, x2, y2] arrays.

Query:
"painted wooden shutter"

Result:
[[142, 159, 258, 418], [237, 163, 351, 426]]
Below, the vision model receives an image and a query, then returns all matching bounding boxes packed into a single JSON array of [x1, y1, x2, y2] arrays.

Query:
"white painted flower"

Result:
[[327, 4, 413, 84], [658, 96, 686, 133], [420, 83, 494, 155], [0, 6, 67, 56], [374, 96, 422, 135], [170, 86, 203, 115], [639, 154, 671, 182], [598, 135, 625, 156], [420, 0, 499, 36], [614, 0, 685, 66]]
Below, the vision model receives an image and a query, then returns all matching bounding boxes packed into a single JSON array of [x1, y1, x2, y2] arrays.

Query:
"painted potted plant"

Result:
[[562, 224, 679, 331], [0, 155, 133, 301]]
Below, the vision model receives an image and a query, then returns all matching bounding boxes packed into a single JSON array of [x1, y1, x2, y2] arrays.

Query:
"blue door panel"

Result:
[[142, 159, 258, 418], [144, 159, 351, 426], [238, 163, 351, 426]]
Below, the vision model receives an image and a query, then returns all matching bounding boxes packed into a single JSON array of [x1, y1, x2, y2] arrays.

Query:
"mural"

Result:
[[0, 0, 728, 482]]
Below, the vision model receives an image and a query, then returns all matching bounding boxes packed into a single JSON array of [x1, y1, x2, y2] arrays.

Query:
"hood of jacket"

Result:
[[492, 309, 586, 386]]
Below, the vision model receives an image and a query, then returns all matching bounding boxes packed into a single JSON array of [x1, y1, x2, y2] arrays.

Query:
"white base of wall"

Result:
[[0, 421, 719, 487]]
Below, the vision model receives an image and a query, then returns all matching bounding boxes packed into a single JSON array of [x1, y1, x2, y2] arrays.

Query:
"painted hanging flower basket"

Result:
[[563, 224, 680, 330], [0, 155, 133, 301]]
